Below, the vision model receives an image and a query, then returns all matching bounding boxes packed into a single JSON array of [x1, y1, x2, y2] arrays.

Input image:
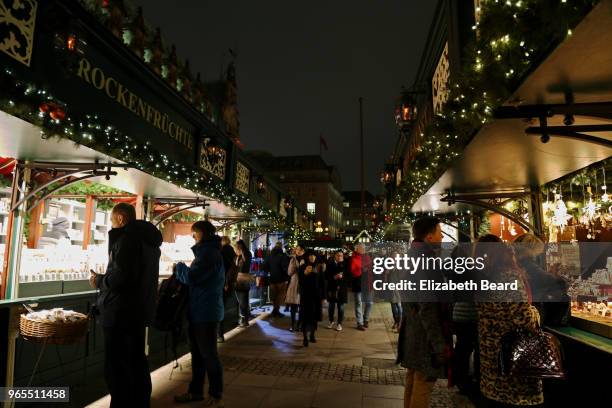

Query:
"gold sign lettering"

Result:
[[76, 57, 194, 151]]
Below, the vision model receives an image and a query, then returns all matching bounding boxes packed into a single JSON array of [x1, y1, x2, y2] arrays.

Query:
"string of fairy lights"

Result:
[[0, 67, 312, 241], [384, 0, 599, 233]]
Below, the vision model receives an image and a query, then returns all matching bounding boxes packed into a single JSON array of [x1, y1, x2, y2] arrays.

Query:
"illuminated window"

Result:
[[307, 202, 316, 214], [343, 202, 349, 208]]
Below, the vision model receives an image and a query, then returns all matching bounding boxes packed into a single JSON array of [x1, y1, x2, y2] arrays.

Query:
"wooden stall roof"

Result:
[[0, 111, 242, 218], [412, 0, 612, 213]]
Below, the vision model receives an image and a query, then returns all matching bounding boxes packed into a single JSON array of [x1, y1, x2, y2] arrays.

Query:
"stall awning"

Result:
[[412, 0, 612, 213], [0, 111, 242, 218]]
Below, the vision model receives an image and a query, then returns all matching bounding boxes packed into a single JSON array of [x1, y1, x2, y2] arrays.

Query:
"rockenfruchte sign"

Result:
[[75, 57, 194, 151]]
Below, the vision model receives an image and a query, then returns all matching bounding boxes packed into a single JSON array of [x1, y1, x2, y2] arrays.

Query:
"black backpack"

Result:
[[154, 275, 189, 367]]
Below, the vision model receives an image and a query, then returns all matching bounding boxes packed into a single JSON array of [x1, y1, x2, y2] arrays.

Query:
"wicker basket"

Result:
[[20, 313, 89, 345]]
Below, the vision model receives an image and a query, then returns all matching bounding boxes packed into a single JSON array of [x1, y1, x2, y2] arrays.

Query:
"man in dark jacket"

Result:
[[174, 221, 225, 406], [218, 236, 237, 342], [89, 203, 162, 408], [263, 242, 290, 317], [397, 216, 451, 408]]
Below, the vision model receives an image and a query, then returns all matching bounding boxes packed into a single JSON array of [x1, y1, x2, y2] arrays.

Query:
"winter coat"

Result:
[[285, 255, 302, 305], [518, 257, 570, 326], [477, 265, 543, 405], [263, 247, 290, 284], [298, 261, 323, 329], [325, 259, 348, 304], [396, 241, 453, 380], [95, 220, 162, 328], [348, 252, 373, 293], [176, 236, 225, 323]]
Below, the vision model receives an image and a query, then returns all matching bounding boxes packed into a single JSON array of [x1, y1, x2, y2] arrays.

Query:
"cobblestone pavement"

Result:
[[219, 356, 406, 385], [88, 301, 475, 408]]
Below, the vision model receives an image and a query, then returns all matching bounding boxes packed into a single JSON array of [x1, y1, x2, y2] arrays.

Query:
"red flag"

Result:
[[319, 135, 328, 151]]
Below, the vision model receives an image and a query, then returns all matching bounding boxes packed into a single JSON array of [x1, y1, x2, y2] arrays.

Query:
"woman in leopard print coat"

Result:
[[475, 235, 543, 407]]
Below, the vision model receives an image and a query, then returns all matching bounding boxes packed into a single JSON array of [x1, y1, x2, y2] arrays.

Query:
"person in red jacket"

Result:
[[349, 243, 374, 331]]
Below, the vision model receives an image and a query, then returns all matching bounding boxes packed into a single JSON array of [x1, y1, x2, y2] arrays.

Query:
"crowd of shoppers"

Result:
[[90, 203, 568, 408]]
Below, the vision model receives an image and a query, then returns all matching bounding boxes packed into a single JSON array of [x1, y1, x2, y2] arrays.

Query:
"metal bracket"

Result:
[[150, 197, 210, 226], [494, 99, 612, 148], [525, 124, 612, 148], [442, 191, 538, 234], [11, 161, 126, 212]]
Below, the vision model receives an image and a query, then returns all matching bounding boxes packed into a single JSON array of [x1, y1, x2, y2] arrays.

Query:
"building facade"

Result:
[[340, 191, 382, 242], [249, 154, 344, 237]]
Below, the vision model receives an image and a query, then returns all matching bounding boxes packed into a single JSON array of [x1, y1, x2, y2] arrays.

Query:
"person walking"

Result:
[[218, 236, 237, 343], [174, 221, 225, 406], [325, 250, 348, 331], [89, 203, 162, 408], [386, 266, 403, 333], [234, 239, 253, 327], [397, 216, 452, 408], [264, 242, 290, 317], [476, 234, 543, 407], [349, 243, 374, 330], [298, 251, 323, 347], [286, 245, 305, 332]]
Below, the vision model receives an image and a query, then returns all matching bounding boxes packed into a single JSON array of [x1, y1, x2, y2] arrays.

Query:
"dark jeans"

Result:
[[289, 304, 299, 328], [188, 322, 223, 399], [235, 290, 250, 321], [453, 321, 479, 391], [327, 301, 345, 324], [390, 302, 402, 324], [218, 291, 231, 338], [103, 326, 151, 408]]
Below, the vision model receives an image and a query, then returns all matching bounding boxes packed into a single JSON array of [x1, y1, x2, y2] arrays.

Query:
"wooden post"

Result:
[[135, 194, 144, 219], [82, 195, 95, 249], [26, 201, 45, 249]]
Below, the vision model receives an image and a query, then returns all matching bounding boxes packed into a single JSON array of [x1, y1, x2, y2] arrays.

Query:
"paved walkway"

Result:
[[88, 302, 474, 408]]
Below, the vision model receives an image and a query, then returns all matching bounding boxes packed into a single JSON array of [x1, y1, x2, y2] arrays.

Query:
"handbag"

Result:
[[499, 325, 565, 379]]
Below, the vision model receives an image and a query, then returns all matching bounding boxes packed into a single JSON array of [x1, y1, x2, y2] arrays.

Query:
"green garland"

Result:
[[389, 0, 598, 223], [0, 67, 283, 226]]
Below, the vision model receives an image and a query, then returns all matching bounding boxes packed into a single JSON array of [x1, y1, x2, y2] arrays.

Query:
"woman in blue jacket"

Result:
[[174, 221, 225, 407]]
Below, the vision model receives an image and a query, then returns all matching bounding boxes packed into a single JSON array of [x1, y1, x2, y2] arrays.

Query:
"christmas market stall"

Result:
[[0, 0, 296, 405], [382, 0, 611, 404]]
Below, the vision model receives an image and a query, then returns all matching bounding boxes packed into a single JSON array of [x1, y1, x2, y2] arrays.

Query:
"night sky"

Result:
[[131, 0, 436, 193]]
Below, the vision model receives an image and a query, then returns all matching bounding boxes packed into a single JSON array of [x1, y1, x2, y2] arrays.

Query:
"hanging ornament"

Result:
[[551, 193, 572, 231], [582, 186, 600, 224], [602, 166, 609, 203]]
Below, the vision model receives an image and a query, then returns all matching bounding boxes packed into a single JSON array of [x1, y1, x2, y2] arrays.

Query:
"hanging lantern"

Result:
[[395, 92, 417, 130], [256, 176, 266, 194], [380, 170, 393, 184]]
